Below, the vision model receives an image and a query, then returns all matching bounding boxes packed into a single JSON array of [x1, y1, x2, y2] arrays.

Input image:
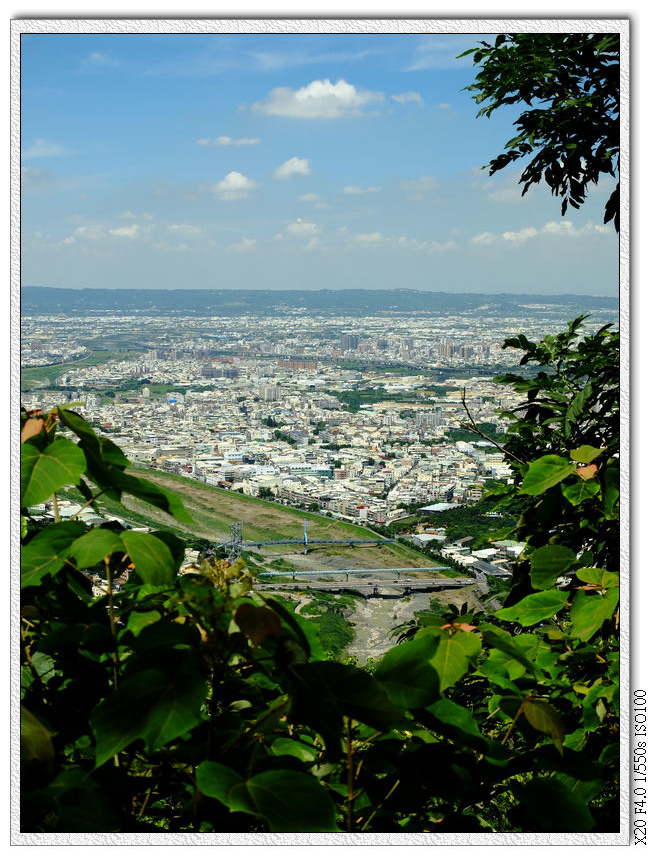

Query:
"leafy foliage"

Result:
[[20, 316, 619, 836], [461, 33, 620, 230]]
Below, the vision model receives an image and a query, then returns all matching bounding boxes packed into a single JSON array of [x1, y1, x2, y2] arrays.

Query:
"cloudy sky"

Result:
[[20, 31, 619, 295]]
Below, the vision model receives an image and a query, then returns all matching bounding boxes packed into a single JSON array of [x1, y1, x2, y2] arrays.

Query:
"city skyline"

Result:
[[20, 27, 620, 296]]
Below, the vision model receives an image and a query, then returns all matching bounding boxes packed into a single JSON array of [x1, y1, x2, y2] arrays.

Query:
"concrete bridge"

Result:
[[257, 573, 476, 598]]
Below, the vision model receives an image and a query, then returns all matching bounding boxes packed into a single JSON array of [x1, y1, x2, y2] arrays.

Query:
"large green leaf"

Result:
[[21, 521, 88, 587], [479, 624, 542, 677], [195, 762, 250, 810], [116, 472, 191, 523], [522, 699, 565, 753], [430, 631, 480, 692], [69, 528, 126, 568], [244, 770, 339, 832], [21, 706, 55, 770], [570, 588, 619, 641], [57, 406, 191, 522], [119, 530, 177, 585], [519, 455, 574, 496], [570, 445, 604, 463], [21, 439, 87, 507], [427, 697, 483, 740], [374, 633, 440, 708], [513, 777, 596, 831], [197, 763, 339, 830], [494, 589, 569, 626], [561, 477, 600, 505], [576, 567, 619, 588], [529, 544, 576, 589], [91, 664, 207, 767], [308, 661, 403, 729]]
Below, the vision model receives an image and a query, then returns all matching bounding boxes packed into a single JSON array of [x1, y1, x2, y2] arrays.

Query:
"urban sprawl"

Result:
[[21, 302, 616, 578]]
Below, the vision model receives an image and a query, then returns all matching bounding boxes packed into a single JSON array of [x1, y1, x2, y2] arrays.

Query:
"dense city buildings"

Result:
[[21, 293, 617, 538]]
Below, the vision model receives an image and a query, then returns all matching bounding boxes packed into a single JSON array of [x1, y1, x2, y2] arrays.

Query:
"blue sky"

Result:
[[20, 31, 619, 295]]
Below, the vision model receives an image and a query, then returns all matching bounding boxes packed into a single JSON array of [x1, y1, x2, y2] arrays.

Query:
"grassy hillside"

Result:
[[21, 349, 142, 389], [115, 468, 441, 571]]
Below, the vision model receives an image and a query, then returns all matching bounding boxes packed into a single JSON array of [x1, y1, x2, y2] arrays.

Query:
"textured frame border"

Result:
[[10, 15, 630, 848]]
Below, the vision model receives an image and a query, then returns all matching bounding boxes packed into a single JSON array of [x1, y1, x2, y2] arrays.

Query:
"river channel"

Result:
[[345, 592, 436, 664]]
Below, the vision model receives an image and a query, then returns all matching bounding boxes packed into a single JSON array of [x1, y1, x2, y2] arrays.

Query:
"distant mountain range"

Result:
[[21, 286, 619, 316]]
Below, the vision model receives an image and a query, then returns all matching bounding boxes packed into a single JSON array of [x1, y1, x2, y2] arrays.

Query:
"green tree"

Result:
[[462, 33, 620, 230]]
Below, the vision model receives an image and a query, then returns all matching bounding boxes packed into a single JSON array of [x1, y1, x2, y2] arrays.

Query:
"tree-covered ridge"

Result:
[[21, 286, 619, 316], [20, 316, 620, 834]]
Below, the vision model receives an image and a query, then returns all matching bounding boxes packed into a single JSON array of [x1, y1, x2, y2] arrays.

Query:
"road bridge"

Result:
[[256, 572, 476, 598]]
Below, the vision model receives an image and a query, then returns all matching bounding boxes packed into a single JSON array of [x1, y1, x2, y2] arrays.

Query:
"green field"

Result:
[[21, 349, 144, 389], [100, 468, 440, 571]]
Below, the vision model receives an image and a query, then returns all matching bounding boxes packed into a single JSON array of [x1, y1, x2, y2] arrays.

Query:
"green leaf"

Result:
[[575, 567, 619, 588], [561, 477, 600, 505], [21, 521, 88, 587], [21, 706, 55, 771], [235, 603, 282, 649], [21, 439, 87, 507], [570, 445, 604, 463], [479, 624, 542, 676], [430, 633, 472, 692], [91, 664, 207, 767], [309, 661, 403, 729], [269, 737, 317, 762], [244, 770, 339, 831], [522, 699, 565, 753], [69, 528, 125, 568], [494, 589, 569, 626], [115, 473, 191, 523], [529, 544, 576, 589], [374, 633, 440, 708], [514, 777, 596, 831], [119, 530, 177, 585], [519, 455, 574, 496], [196, 761, 250, 810], [601, 465, 619, 518], [570, 588, 619, 640], [427, 697, 482, 739]]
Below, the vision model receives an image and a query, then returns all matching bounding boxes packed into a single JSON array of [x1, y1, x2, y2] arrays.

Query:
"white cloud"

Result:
[[198, 136, 260, 146], [436, 103, 451, 110], [169, 223, 201, 235], [400, 176, 439, 200], [287, 218, 319, 236], [211, 171, 259, 200], [396, 236, 456, 253], [252, 78, 384, 119], [21, 166, 53, 188], [343, 185, 381, 195], [83, 51, 119, 68], [542, 220, 611, 237], [22, 138, 67, 159], [469, 232, 496, 246], [153, 241, 189, 253], [109, 224, 141, 239], [391, 92, 423, 105], [74, 225, 106, 242], [353, 232, 384, 245], [406, 36, 477, 71], [502, 227, 538, 243], [273, 157, 312, 180], [231, 237, 257, 252], [469, 219, 612, 248]]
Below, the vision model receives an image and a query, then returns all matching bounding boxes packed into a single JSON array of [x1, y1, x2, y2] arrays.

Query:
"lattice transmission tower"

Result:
[[227, 521, 243, 561]]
